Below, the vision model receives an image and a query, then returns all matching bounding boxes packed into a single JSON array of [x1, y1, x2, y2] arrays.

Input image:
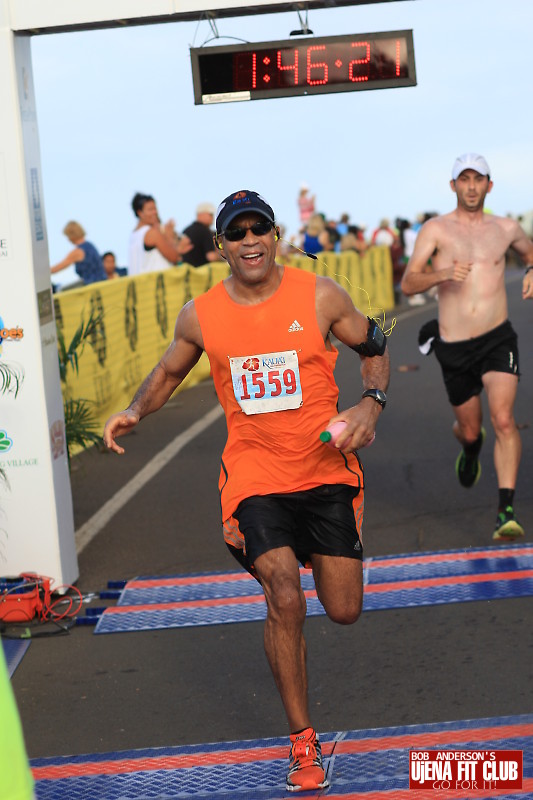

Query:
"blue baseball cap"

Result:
[[215, 190, 275, 235]]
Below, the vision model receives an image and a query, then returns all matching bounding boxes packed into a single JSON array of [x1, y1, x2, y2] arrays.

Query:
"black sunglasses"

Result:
[[221, 220, 274, 242]]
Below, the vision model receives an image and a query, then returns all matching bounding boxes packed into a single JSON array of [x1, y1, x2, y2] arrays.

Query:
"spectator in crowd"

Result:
[[50, 221, 106, 284], [412, 212, 424, 233], [393, 219, 411, 299], [401, 219, 419, 260], [339, 221, 368, 255], [302, 214, 331, 255], [297, 183, 316, 227], [336, 212, 350, 238], [396, 220, 426, 306], [371, 218, 398, 247], [413, 211, 438, 233], [102, 251, 128, 279], [370, 218, 401, 301], [325, 219, 342, 252], [340, 227, 368, 255], [181, 202, 223, 268], [357, 223, 368, 239], [275, 223, 296, 262], [128, 193, 191, 276]]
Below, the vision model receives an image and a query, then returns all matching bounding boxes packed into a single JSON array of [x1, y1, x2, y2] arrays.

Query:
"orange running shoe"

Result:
[[286, 727, 329, 792]]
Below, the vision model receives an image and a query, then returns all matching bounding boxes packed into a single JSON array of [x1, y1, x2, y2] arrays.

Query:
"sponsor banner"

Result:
[[0, 153, 13, 263], [0, 429, 13, 453], [409, 749, 523, 791], [0, 309, 26, 401], [37, 287, 53, 325], [0, 28, 77, 584], [50, 419, 66, 460], [54, 266, 223, 446], [0, 323, 24, 341], [291, 245, 394, 314]]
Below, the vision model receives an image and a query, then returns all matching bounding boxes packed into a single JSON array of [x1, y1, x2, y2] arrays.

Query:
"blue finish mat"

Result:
[[1, 637, 31, 677], [31, 714, 533, 799], [92, 544, 533, 634]]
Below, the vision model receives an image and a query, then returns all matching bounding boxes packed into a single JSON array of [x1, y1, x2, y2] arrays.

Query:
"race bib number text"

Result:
[[229, 350, 303, 415]]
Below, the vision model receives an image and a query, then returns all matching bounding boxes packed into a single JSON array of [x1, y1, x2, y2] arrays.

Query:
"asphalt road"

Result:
[[9, 272, 533, 762]]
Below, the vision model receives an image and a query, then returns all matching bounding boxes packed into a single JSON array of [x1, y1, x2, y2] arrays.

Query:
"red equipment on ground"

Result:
[[0, 574, 52, 622]]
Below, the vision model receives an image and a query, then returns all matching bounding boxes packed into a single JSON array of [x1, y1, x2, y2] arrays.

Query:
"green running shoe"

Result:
[[493, 506, 525, 541], [455, 428, 485, 488]]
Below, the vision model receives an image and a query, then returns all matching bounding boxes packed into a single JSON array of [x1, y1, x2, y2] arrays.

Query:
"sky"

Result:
[[29, 0, 533, 287]]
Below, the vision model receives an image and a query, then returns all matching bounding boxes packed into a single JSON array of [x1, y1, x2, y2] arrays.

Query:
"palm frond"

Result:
[[0, 362, 25, 398], [56, 310, 105, 466], [63, 398, 102, 461], [57, 312, 102, 382]]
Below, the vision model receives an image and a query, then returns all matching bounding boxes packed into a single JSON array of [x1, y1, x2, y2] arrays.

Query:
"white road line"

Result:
[[75, 404, 224, 554]]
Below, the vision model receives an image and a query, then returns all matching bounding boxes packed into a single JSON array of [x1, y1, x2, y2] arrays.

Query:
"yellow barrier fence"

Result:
[[54, 247, 392, 441], [289, 246, 394, 316]]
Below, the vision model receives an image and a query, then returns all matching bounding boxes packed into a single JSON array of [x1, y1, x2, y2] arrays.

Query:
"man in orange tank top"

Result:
[[104, 190, 390, 793]]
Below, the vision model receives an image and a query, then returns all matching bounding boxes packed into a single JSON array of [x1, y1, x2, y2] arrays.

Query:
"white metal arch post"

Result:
[[0, 0, 395, 585], [0, 15, 78, 584]]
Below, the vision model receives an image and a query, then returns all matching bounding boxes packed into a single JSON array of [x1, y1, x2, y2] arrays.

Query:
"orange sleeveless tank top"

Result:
[[194, 266, 363, 521]]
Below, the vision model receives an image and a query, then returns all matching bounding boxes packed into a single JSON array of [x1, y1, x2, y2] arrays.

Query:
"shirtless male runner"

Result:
[[401, 153, 533, 540], [104, 189, 389, 792]]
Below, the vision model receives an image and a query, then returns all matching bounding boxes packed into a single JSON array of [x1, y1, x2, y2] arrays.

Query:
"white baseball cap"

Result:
[[196, 202, 216, 216], [451, 153, 490, 181]]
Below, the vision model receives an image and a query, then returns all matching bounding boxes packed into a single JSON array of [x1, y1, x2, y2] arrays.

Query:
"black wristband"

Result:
[[525, 266, 533, 275]]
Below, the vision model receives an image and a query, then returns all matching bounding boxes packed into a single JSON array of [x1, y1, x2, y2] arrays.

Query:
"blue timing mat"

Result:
[[31, 714, 533, 800], [1, 637, 31, 677], [92, 544, 533, 634]]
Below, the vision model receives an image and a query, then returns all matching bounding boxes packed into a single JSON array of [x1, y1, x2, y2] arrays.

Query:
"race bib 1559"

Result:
[[229, 350, 303, 415]]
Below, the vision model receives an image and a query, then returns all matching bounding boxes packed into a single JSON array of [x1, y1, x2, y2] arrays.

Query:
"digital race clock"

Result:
[[190, 30, 416, 105]]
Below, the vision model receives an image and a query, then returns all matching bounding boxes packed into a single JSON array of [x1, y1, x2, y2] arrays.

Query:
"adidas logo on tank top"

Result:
[[288, 319, 304, 332]]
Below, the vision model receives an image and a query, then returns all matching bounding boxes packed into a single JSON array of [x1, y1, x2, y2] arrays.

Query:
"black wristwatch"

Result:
[[362, 388, 387, 409]]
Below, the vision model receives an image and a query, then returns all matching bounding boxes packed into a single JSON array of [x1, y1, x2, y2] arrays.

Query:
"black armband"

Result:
[[525, 266, 533, 276], [351, 318, 387, 357]]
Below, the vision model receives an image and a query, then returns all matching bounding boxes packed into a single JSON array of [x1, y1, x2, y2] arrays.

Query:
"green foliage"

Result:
[[57, 313, 103, 462], [62, 398, 102, 453], [57, 315, 100, 383]]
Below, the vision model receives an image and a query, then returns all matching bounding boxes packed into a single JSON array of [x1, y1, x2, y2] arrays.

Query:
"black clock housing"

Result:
[[191, 30, 416, 105]]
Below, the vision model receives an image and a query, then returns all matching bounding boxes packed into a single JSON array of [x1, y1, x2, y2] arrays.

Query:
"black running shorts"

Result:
[[433, 320, 519, 407], [227, 484, 363, 578]]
